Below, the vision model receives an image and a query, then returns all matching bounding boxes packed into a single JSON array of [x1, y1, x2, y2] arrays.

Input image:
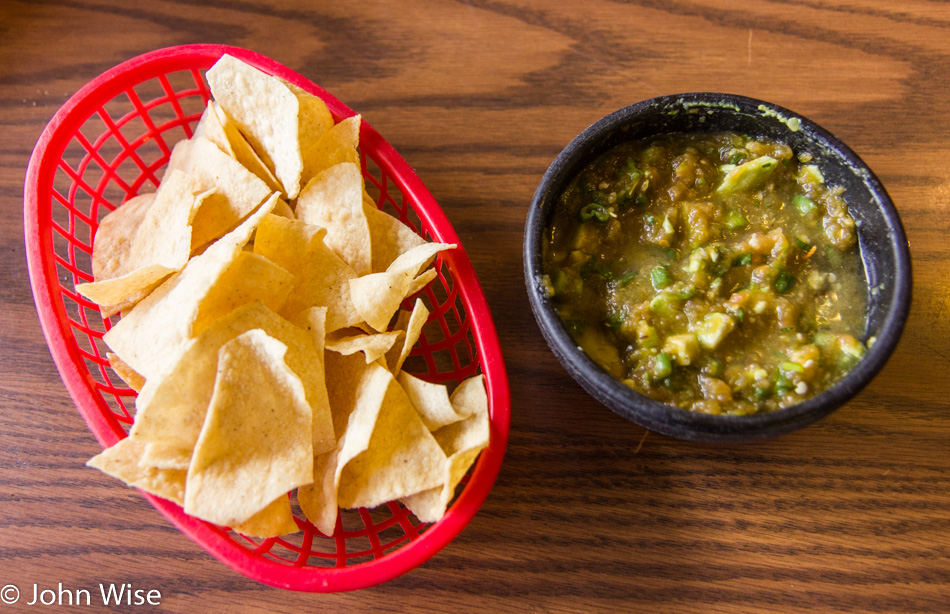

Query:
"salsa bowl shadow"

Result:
[[523, 93, 912, 443]]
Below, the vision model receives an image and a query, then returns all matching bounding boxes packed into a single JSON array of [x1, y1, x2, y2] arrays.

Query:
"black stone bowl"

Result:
[[524, 93, 912, 443]]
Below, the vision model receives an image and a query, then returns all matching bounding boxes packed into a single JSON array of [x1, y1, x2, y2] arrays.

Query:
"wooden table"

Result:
[[2, 1, 948, 612]]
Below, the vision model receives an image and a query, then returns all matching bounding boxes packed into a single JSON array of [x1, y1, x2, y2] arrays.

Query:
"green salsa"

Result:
[[542, 133, 868, 415]]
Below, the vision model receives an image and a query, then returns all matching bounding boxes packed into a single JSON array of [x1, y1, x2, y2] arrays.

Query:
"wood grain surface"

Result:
[[2, 1, 949, 612]]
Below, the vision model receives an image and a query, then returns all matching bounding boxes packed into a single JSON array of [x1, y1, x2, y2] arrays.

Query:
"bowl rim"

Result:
[[524, 92, 912, 442], [24, 43, 510, 591]]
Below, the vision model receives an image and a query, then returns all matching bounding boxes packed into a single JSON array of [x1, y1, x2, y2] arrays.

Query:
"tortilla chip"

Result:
[[166, 137, 275, 249], [141, 442, 191, 471], [192, 250, 294, 335], [326, 330, 404, 364], [92, 192, 156, 282], [406, 267, 438, 296], [185, 330, 314, 526], [397, 372, 467, 431], [297, 448, 341, 536], [301, 115, 361, 188], [254, 215, 363, 332], [335, 363, 444, 509], [103, 195, 276, 380], [287, 306, 335, 454], [231, 495, 299, 538], [285, 82, 335, 156], [349, 243, 454, 331], [108, 352, 145, 392], [364, 204, 426, 273], [99, 184, 189, 279], [295, 162, 372, 275], [203, 101, 283, 194], [87, 437, 186, 505], [131, 301, 335, 458], [385, 298, 429, 375], [79, 171, 212, 307], [253, 214, 324, 272], [400, 375, 490, 522], [207, 55, 304, 199], [271, 198, 295, 220], [323, 353, 367, 441]]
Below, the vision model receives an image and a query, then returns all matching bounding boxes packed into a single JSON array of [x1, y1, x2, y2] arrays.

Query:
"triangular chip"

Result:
[[284, 81, 335, 156], [400, 375, 490, 522], [349, 243, 454, 331], [87, 437, 186, 505], [140, 442, 191, 470], [385, 298, 429, 376], [253, 214, 324, 272], [103, 195, 277, 380], [287, 306, 334, 454], [79, 171, 211, 307], [295, 162, 372, 275], [323, 350, 369, 439], [397, 372, 468, 431], [108, 352, 145, 392], [201, 101, 283, 194], [364, 204, 426, 273], [407, 267, 438, 296], [326, 330, 404, 364], [254, 215, 363, 332], [231, 495, 299, 538], [301, 115, 361, 188], [131, 301, 335, 458], [91, 192, 156, 283], [297, 448, 341, 536], [192, 250, 294, 335], [335, 363, 444, 509], [207, 55, 304, 199], [166, 136, 276, 249], [184, 330, 314, 526]]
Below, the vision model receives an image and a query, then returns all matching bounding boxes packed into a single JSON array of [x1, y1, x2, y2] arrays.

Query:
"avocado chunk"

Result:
[[717, 156, 778, 194]]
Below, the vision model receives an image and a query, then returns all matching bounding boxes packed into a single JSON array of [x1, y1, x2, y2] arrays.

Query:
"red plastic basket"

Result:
[[23, 44, 509, 592]]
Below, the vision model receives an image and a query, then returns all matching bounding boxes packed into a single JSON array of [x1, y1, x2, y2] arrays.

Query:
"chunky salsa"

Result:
[[542, 133, 868, 415]]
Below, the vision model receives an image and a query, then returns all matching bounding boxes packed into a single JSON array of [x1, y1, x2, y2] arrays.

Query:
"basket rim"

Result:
[[23, 43, 510, 592]]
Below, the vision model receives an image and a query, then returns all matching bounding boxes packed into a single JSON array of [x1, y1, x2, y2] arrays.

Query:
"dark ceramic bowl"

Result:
[[524, 93, 912, 443]]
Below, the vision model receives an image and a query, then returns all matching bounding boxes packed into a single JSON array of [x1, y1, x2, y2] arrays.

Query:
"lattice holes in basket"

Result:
[[47, 65, 481, 570]]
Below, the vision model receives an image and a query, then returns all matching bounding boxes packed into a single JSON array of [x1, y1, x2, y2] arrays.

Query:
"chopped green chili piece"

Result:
[[733, 253, 752, 267], [794, 237, 811, 250], [773, 271, 796, 294], [654, 352, 673, 379], [724, 210, 748, 231], [651, 266, 672, 289], [616, 270, 638, 287], [793, 194, 817, 215], [581, 260, 613, 280], [780, 361, 804, 373], [579, 203, 610, 223], [671, 286, 697, 300]]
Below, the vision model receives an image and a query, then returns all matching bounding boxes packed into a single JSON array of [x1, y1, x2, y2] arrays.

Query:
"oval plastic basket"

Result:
[[24, 44, 509, 592]]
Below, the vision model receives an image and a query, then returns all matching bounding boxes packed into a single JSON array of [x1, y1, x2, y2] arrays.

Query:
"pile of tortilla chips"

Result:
[[80, 55, 489, 538]]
